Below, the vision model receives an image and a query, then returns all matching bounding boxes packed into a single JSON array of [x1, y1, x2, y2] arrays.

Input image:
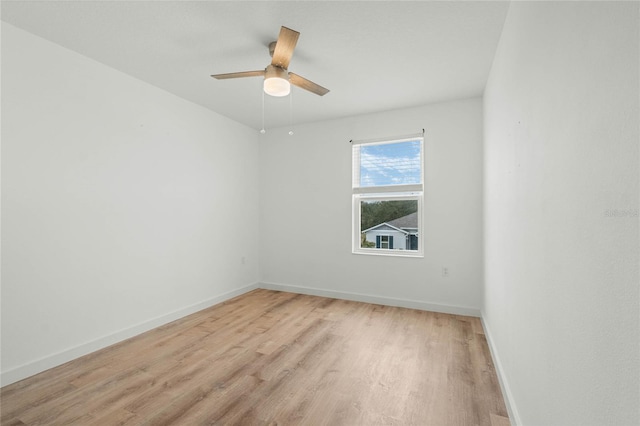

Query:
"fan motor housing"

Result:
[[264, 64, 289, 81]]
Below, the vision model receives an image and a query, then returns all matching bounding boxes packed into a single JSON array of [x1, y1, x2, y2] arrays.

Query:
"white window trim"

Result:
[[352, 135, 424, 258], [352, 193, 424, 257]]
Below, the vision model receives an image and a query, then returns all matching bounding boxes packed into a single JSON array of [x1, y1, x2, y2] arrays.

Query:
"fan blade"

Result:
[[271, 26, 300, 69], [289, 73, 330, 96], [211, 70, 265, 80]]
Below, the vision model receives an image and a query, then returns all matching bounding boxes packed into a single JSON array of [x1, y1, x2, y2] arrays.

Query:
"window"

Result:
[[352, 136, 424, 257]]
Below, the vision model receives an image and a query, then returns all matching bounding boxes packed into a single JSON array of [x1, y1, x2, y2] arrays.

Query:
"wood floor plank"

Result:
[[1, 289, 510, 426]]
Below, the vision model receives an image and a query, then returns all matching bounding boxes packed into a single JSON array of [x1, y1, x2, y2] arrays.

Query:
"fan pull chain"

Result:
[[260, 89, 266, 134], [288, 88, 294, 136]]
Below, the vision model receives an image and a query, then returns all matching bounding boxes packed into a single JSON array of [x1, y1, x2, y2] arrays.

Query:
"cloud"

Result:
[[358, 142, 421, 187]]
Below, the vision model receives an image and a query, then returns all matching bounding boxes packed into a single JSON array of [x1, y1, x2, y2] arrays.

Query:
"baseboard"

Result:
[[0, 282, 259, 387], [480, 313, 522, 426], [259, 281, 481, 317]]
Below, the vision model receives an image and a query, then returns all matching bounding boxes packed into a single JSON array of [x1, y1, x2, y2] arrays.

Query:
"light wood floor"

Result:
[[1, 289, 510, 425]]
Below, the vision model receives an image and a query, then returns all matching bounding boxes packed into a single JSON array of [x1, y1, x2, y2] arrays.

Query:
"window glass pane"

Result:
[[360, 199, 419, 251], [357, 140, 421, 187]]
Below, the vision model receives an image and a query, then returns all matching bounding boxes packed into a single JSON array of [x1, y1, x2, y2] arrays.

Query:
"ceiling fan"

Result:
[[211, 26, 329, 97]]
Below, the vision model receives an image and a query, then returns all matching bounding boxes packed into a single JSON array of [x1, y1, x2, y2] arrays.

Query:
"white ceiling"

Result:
[[1, 1, 510, 130]]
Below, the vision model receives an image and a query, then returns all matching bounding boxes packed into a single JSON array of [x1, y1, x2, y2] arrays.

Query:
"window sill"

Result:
[[352, 249, 424, 258]]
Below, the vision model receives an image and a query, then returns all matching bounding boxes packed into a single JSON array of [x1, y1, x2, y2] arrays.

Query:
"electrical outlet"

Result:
[[442, 267, 449, 277]]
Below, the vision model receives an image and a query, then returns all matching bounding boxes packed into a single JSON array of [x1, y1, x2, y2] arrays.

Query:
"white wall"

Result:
[[260, 98, 483, 315], [1, 23, 260, 385], [483, 2, 639, 425]]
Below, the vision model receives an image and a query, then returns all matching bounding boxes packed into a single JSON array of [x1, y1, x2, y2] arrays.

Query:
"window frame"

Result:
[[351, 136, 424, 258]]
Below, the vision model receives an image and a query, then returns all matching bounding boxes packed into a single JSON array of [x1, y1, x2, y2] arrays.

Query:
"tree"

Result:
[[360, 200, 417, 231], [361, 233, 376, 248]]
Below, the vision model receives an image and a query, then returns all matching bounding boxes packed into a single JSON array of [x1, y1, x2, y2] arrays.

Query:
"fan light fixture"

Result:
[[212, 26, 329, 97], [212, 26, 329, 133], [263, 65, 290, 97], [264, 77, 290, 97]]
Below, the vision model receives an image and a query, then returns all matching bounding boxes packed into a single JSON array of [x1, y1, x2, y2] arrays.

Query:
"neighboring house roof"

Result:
[[362, 222, 408, 234], [362, 211, 418, 234], [387, 212, 418, 229]]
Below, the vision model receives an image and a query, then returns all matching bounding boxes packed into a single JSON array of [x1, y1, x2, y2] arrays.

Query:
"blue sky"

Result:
[[359, 140, 421, 187]]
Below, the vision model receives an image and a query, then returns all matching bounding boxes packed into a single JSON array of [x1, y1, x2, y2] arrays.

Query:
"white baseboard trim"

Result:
[[0, 282, 258, 387], [480, 313, 522, 426], [259, 281, 481, 317]]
